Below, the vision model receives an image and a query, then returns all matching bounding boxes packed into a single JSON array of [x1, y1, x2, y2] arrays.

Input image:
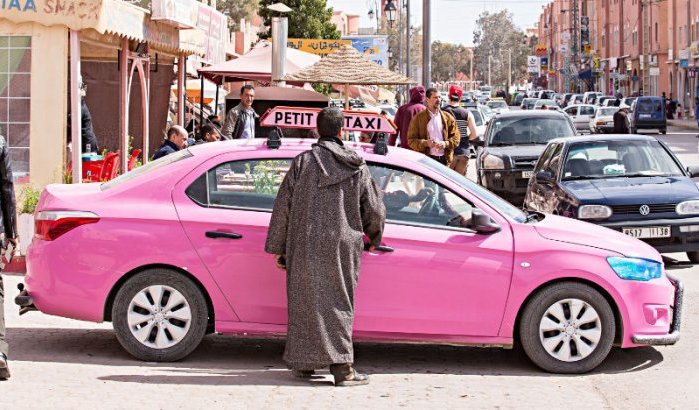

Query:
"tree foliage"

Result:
[[472, 10, 529, 89], [258, 0, 340, 39], [217, 0, 258, 31], [431, 41, 471, 83]]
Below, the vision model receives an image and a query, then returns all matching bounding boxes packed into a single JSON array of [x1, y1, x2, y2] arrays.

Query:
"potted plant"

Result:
[[17, 184, 41, 255]]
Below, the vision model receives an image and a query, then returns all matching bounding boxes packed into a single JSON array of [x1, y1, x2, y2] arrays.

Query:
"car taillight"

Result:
[[35, 211, 100, 241]]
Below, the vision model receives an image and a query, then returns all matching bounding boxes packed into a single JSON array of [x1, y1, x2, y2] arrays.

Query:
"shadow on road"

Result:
[[7, 327, 665, 386]]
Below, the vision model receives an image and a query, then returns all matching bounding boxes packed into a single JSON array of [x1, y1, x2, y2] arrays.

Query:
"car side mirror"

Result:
[[687, 166, 699, 178], [535, 170, 555, 184], [471, 209, 500, 234]]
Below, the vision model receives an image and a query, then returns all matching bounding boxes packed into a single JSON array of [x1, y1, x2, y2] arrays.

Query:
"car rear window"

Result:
[[101, 149, 193, 191], [637, 99, 663, 113]]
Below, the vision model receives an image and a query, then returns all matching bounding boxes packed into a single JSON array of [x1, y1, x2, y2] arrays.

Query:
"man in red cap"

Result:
[[392, 86, 426, 149], [442, 85, 478, 158]]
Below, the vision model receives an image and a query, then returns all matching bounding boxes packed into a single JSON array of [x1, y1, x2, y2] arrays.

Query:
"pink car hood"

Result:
[[532, 214, 662, 262]]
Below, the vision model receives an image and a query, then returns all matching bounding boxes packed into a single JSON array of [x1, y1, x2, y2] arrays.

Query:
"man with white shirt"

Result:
[[407, 87, 460, 167]]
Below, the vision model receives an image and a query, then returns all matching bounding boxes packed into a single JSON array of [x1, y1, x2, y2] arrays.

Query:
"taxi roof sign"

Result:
[[259, 106, 397, 134]]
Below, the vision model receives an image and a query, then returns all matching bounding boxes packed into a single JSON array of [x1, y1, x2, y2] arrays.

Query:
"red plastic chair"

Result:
[[127, 149, 142, 172], [99, 151, 120, 181]]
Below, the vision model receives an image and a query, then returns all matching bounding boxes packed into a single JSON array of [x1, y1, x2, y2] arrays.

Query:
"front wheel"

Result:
[[112, 269, 208, 362], [687, 251, 699, 263], [519, 282, 615, 374]]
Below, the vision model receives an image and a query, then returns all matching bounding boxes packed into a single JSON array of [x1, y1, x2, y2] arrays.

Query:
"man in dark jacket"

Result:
[[392, 86, 426, 148], [153, 125, 187, 160], [442, 85, 478, 156], [265, 107, 386, 386], [613, 104, 630, 134], [0, 134, 18, 380], [221, 85, 258, 140]]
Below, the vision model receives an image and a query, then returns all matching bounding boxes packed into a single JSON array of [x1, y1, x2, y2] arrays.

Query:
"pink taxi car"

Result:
[[18, 138, 682, 374]]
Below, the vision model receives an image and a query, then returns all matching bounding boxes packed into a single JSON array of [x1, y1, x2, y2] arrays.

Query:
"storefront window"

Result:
[[0, 36, 31, 181]]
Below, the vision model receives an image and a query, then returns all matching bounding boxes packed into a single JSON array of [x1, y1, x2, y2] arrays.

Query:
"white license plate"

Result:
[[622, 226, 671, 239], [639, 114, 651, 119], [522, 171, 533, 178]]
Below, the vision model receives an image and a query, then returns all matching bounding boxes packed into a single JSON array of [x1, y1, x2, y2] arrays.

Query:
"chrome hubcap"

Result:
[[127, 285, 192, 349], [539, 298, 602, 362]]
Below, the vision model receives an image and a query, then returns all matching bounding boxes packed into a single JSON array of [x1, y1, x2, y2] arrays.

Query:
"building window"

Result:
[[655, 23, 658, 44], [0, 36, 31, 181]]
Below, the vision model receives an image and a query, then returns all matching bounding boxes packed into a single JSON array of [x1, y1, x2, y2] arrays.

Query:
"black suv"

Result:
[[476, 111, 577, 205]]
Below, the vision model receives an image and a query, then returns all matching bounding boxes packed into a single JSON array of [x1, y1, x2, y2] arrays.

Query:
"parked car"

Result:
[[520, 98, 538, 110], [524, 134, 699, 262], [540, 90, 556, 100], [589, 106, 620, 134], [534, 99, 561, 111], [487, 98, 510, 114], [477, 110, 577, 205], [20, 138, 682, 374], [596, 96, 616, 107], [560, 93, 574, 108], [569, 94, 585, 105], [513, 93, 526, 106], [563, 104, 597, 132], [583, 92, 604, 105], [630, 96, 667, 134]]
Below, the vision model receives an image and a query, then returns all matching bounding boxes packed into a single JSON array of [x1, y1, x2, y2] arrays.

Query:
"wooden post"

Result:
[[70, 30, 82, 184], [177, 54, 185, 126], [119, 38, 129, 174]]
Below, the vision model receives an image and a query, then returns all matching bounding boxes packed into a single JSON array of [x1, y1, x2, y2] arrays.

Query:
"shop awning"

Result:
[[1, 0, 203, 55]]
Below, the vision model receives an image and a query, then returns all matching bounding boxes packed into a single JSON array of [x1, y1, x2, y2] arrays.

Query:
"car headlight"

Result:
[[676, 200, 699, 215], [578, 205, 612, 219], [481, 154, 505, 169], [607, 256, 662, 281]]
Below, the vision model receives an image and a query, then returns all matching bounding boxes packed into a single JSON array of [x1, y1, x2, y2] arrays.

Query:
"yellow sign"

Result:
[[583, 44, 592, 54], [287, 38, 352, 57], [535, 44, 547, 56]]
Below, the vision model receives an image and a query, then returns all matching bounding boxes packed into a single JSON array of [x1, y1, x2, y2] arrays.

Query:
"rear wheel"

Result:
[[687, 251, 699, 263], [112, 269, 208, 362], [660, 128, 667, 135], [519, 282, 615, 374]]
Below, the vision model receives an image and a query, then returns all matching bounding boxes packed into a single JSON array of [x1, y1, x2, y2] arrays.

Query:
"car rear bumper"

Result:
[[599, 216, 699, 253], [631, 274, 682, 345], [633, 120, 666, 129]]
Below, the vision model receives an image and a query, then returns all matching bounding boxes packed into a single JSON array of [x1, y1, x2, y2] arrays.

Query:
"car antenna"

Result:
[[267, 127, 283, 149], [373, 132, 388, 155]]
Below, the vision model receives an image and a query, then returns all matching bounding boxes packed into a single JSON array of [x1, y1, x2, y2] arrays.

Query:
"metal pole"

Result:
[[271, 17, 288, 86], [405, 0, 410, 82], [470, 49, 474, 90], [421, 0, 431, 87], [488, 54, 491, 86], [214, 85, 220, 116], [199, 75, 204, 138], [177, 54, 185, 126], [508, 49, 512, 95], [69, 30, 82, 184]]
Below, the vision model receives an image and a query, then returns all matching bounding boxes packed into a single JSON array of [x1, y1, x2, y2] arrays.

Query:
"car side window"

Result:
[[368, 163, 479, 231], [534, 143, 558, 173], [185, 159, 293, 211], [564, 107, 577, 116], [545, 144, 565, 175], [581, 106, 595, 116]]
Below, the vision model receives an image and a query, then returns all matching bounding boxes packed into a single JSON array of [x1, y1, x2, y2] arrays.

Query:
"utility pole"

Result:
[[470, 48, 474, 91], [508, 49, 512, 94], [488, 54, 492, 86], [405, 0, 410, 82], [572, 0, 579, 93], [422, 0, 431, 87], [641, 0, 650, 95]]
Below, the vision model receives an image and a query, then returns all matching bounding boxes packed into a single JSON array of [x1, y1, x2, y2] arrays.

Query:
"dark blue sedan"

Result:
[[524, 134, 699, 261]]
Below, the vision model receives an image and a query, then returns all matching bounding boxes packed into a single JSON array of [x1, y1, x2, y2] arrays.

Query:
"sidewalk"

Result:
[[668, 118, 699, 130]]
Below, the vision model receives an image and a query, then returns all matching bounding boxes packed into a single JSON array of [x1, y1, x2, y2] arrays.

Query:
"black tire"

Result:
[[686, 251, 699, 263], [112, 269, 208, 362], [519, 282, 615, 374], [660, 128, 667, 135]]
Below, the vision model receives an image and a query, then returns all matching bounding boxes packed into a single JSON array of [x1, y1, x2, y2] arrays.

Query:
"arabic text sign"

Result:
[[286, 38, 352, 58], [260, 107, 397, 134]]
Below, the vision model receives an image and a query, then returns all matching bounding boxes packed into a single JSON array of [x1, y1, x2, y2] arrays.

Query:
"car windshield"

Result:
[[599, 107, 619, 116], [101, 149, 194, 190], [468, 109, 484, 126], [637, 99, 663, 113], [481, 106, 494, 117], [561, 140, 684, 180], [488, 117, 575, 145], [419, 158, 526, 223], [488, 101, 507, 108], [535, 99, 557, 107]]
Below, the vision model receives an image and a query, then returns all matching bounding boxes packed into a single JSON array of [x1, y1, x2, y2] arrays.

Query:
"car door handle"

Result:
[[205, 231, 243, 240], [364, 243, 394, 252]]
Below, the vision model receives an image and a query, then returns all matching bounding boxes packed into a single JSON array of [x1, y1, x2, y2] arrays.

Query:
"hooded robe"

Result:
[[265, 139, 385, 370]]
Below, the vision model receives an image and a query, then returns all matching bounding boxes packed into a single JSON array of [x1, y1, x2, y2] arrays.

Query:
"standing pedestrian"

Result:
[[613, 104, 631, 134], [392, 86, 426, 148], [406, 87, 460, 167], [667, 93, 677, 119], [265, 107, 386, 387], [221, 85, 258, 140], [153, 125, 187, 160], [442, 85, 478, 156], [0, 133, 18, 381], [694, 97, 699, 127]]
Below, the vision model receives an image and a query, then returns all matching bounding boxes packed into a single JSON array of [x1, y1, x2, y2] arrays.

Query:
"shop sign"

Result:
[[195, 4, 228, 64], [259, 106, 397, 134], [649, 67, 660, 76], [1, 0, 102, 31], [534, 44, 547, 56], [342, 35, 389, 66], [151, 0, 199, 29], [287, 39, 352, 58], [560, 45, 569, 54]]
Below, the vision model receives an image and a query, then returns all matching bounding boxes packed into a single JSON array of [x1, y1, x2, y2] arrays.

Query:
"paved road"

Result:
[[2, 124, 699, 409]]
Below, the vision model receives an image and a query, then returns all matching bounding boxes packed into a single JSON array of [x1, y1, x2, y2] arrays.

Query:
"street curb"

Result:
[[668, 120, 699, 131]]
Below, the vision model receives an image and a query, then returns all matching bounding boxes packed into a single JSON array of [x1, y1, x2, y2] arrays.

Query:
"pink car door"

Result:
[[353, 163, 515, 336], [172, 153, 293, 325]]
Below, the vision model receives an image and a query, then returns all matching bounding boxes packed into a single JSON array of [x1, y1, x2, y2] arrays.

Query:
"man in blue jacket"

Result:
[[153, 125, 188, 160]]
